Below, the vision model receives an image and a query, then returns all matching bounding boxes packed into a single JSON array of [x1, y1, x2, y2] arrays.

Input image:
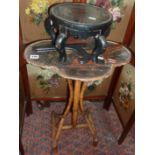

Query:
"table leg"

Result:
[[55, 33, 67, 63], [72, 80, 81, 127], [80, 82, 98, 146], [79, 82, 87, 113], [92, 35, 107, 63], [85, 111, 98, 146], [52, 80, 73, 152], [52, 80, 98, 152]]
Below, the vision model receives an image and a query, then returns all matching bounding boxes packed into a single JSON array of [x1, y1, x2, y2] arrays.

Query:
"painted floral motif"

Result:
[[87, 0, 124, 27], [109, 7, 122, 22], [118, 69, 134, 110], [36, 73, 61, 94], [25, 0, 64, 25], [25, 0, 49, 25]]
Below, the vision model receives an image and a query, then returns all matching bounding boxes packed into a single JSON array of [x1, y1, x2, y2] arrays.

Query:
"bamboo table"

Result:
[[24, 40, 131, 153]]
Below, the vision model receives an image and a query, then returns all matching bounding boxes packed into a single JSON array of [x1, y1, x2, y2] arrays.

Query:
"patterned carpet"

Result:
[[22, 101, 135, 155]]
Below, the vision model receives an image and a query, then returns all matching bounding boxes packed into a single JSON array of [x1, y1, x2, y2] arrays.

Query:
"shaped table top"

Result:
[[24, 40, 131, 82]]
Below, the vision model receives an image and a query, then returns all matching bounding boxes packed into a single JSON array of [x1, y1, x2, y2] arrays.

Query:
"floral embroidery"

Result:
[[36, 73, 61, 94], [109, 7, 122, 22], [25, 0, 49, 25], [87, 0, 124, 28], [25, 0, 63, 25], [118, 69, 134, 110]]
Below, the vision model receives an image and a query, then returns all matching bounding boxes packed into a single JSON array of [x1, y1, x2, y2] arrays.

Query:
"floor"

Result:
[[22, 101, 135, 155]]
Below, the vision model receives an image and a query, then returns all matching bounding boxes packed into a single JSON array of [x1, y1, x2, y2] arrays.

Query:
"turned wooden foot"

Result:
[[53, 146, 58, 154], [93, 140, 98, 147], [84, 110, 98, 146]]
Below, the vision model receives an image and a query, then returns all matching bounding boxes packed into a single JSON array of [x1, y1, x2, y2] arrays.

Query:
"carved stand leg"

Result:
[[92, 35, 107, 63], [55, 33, 67, 63], [52, 80, 98, 153], [45, 18, 67, 63], [44, 17, 56, 45]]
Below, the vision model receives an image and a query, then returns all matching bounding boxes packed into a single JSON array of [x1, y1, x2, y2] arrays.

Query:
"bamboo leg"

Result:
[[52, 79, 98, 151], [53, 118, 65, 151], [87, 113, 97, 133], [52, 112, 56, 140], [64, 80, 74, 117], [52, 79, 74, 151], [79, 82, 87, 113], [85, 112, 98, 146], [72, 80, 81, 128], [79, 81, 98, 145]]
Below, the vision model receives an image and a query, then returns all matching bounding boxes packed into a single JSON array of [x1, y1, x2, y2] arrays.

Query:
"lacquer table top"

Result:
[[24, 40, 131, 82]]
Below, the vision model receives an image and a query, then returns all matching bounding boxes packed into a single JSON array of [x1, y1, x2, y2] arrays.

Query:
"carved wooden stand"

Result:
[[52, 79, 98, 152]]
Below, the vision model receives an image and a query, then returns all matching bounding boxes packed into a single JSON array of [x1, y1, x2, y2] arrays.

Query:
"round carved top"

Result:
[[50, 3, 112, 26], [48, 3, 112, 35]]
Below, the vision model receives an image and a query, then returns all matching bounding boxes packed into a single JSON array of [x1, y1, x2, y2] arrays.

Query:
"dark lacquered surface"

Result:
[[50, 3, 112, 26]]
